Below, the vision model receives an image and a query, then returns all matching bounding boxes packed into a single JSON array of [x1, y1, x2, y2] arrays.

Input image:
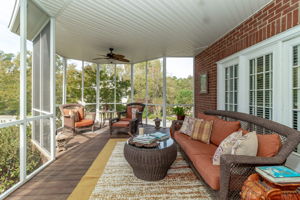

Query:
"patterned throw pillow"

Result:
[[131, 108, 138, 119], [231, 131, 258, 156], [179, 116, 195, 136], [69, 110, 80, 122], [191, 119, 213, 144], [212, 130, 242, 165]]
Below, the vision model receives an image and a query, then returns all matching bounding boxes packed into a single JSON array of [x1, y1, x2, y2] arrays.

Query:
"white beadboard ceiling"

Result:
[[32, 0, 271, 63]]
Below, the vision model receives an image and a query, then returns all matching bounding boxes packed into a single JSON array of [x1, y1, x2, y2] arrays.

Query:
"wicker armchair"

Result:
[[59, 103, 96, 134], [171, 110, 300, 200], [118, 103, 145, 126]]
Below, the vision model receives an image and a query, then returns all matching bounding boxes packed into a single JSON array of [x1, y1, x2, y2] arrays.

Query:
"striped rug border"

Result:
[[68, 138, 127, 200]]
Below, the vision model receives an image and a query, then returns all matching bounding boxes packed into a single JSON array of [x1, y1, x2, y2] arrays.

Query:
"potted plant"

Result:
[[172, 106, 185, 120]]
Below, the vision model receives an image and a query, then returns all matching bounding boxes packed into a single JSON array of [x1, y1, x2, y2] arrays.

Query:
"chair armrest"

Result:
[[170, 120, 183, 137], [109, 117, 119, 126], [117, 111, 126, 119], [63, 115, 71, 118]]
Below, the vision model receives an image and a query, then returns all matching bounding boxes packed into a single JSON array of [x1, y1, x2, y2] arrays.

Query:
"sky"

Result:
[[0, 1, 193, 78]]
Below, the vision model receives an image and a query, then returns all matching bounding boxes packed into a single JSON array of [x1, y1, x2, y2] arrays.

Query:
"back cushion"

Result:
[[78, 107, 84, 120], [210, 119, 241, 146], [127, 105, 143, 119], [197, 113, 219, 121], [257, 134, 282, 157]]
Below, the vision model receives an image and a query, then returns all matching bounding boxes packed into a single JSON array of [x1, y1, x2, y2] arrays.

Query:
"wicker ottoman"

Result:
[[124, 138, 177, 181]]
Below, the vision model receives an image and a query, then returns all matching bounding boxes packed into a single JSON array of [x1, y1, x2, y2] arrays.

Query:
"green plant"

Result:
[[172, 106, 185, 116]]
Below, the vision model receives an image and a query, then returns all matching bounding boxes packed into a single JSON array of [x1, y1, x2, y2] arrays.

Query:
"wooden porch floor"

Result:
[[6, 125, 169, 200]]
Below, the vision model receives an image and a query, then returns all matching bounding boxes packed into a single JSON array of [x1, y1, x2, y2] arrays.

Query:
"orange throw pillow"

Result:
[[210, 119, 241, 146], [197, 113, 219, 121], [257, 134, 282, 157]]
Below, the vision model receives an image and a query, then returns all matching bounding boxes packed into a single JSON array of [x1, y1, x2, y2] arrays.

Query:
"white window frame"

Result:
[[217, 24, 300, 126]]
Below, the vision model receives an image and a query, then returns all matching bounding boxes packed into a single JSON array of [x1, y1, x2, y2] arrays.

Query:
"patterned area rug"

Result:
[[89, 141, 216, 200]]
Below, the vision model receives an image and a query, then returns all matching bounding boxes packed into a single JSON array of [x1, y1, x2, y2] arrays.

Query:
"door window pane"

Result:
[[225, 64, 238, 111]]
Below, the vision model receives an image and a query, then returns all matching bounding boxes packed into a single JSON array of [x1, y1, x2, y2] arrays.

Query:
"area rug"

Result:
[[68, 139, 216, 200]]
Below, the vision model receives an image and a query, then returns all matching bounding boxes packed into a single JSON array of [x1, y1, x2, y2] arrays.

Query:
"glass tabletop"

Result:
[[127, 136, 174, 150]]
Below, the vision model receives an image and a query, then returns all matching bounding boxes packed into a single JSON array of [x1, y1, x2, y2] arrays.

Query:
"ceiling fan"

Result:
[[93, 48, 130, 63]]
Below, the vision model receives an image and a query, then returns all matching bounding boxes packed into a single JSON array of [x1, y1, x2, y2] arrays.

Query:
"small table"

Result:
[[124, 137, 177, 181]]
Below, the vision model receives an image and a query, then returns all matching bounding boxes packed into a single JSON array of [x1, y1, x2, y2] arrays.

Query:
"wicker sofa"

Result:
[[171, 110, 300, 200]]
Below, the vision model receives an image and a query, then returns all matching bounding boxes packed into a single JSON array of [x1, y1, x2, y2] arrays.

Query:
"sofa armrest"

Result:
[[219, 154, 285, 200], [170, 120, 183, 137]]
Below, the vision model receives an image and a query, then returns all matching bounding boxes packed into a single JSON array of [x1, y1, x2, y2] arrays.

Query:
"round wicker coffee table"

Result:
[[124, 137, 177, 181]]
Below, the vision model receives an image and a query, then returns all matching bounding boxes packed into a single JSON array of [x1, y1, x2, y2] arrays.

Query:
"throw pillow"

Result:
[[212, 130, 242, 165], [69, 110, 80, 122], [257, 134, 282, 157], [231, 131, 258, 156], [132, 108, 138, 119], [191, 119, 213, 144], [179, 116, 195, 136], [210, 119, 241, 146]]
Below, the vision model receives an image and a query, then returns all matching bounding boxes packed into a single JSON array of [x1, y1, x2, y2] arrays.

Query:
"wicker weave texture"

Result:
[[124, 141, 177, 181]]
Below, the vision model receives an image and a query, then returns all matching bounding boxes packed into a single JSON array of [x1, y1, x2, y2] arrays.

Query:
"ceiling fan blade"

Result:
[[112, 54, 125, 58], [92, 57, 109, 60], [115, 57, 130, 62]]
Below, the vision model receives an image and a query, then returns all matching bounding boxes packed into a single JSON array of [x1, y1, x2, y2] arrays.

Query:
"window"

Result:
[[249, 53, 273, 119], [292, 45, 300, 130], [225, 64, 238, 111]]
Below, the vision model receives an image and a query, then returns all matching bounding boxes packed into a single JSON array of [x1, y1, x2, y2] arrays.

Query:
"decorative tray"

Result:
[[128, 138, 159, 148]]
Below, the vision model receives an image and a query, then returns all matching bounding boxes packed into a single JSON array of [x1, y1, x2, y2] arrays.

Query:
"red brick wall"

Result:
[[194, 0, 300, 115]]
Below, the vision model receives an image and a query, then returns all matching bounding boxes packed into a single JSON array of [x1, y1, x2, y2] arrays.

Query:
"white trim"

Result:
[[131, 63, 134, 102], [50, 17, 56, 159], [145, 61, 148, 124], [81, 60, 84, 103], [19, 0, 27, 182], [162, 57, 167, 127], [62, 58, 67, 104], [96, 64, 100, 122]]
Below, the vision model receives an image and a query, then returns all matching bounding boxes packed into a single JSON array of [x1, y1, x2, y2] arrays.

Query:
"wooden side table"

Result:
[[241, 173, 300, 200]]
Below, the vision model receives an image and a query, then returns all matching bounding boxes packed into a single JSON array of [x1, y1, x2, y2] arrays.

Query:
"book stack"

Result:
[[149, 132, 169, 141], [132, 135, 156, 144], [255, 166, 300, 183]]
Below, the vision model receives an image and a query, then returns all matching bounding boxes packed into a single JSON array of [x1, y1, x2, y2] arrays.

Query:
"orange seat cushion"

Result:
[[112, 121, 130, 127], [174, 131, 217, 156], [75, 119, 93, 127], [120, 118, 131, 121], [197, 113, 219, 121], [210, 119, 241, 146], [257, 134, 282, 157], [191, 154, 220, 190]]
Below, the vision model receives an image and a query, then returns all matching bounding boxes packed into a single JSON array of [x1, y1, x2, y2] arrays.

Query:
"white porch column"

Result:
[[19, 0, 27, 181], [114, 64, 117, 111], [163, 57, 167, 128], [62, 57, 67, 104], [131, 63, 134, 102], [145, 61, 148, 124], [50, 17, 56, 159], [81, 60, 84, 103], [96, 64, 100, 122]]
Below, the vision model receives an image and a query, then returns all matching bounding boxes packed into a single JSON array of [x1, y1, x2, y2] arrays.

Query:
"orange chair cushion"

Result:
[[75, 119, 93, 128], [78, 107, 84, 120], [63, 108, 80, 121], [112, 121, 130, 127], [197, 113, 219, 121], [257, 134, 282, 157], [120, 118, 131, 121], [174, 131, 218, 156], [210, 119, 241, 146], [191, 154, 220, 190]]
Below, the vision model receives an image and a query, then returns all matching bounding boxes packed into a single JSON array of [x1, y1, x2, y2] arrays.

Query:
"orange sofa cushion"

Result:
[[210, 119, 241, 146], [174, 131, 218, 156], [191, 155, 220, 190], [197, 113, 219, 121], [75, 119, 93, 128], [257, 134, 282, 157], [120, 118, 131, 121], [78, 107, 84, 120], [112, 121, 130, 127]]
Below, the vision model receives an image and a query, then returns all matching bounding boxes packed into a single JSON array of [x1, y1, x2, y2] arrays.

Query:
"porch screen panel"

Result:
[[32, 36, 41, 143], [32, 22, 51, 152], [225, 64, 238, 111], [292, 45, 300, 130], [249, 53, 273, 119]]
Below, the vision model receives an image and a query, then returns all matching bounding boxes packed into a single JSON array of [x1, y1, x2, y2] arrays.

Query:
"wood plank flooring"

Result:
[[6, 125, 169, 200]]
